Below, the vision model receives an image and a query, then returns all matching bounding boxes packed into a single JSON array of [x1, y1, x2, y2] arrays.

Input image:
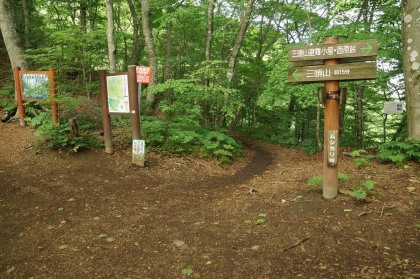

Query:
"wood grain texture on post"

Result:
[[99, 70, 114, 154], [323, 37, 340, 199]]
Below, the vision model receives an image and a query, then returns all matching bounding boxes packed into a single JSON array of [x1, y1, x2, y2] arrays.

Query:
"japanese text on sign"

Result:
[[136, 66, 152, 84], [21, 73, 49, 100], [291, 45, 357, 59], [327, 130, 338, 167], [133, 139, 145, 159], [384, 102, 405, 114]]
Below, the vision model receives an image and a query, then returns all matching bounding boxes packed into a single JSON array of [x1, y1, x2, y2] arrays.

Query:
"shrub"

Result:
[[28, 111, 102, 153], [376, 139, 420, 168]]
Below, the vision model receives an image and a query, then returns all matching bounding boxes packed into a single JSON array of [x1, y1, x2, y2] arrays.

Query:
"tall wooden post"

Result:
[[99, 70, 114, 154], [128, 65, 141, 139], [128, 65, 144, 167], [323, 37, 340, 199], [13, 67, 26, 126], [49, 68, 59, 124]]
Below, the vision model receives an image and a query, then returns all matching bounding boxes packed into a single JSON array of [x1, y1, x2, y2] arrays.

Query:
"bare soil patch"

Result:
[[0, 121, 419, 278]]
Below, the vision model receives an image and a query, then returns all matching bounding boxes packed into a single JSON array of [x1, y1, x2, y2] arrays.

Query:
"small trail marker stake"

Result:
[[288, 37, 377, 199]]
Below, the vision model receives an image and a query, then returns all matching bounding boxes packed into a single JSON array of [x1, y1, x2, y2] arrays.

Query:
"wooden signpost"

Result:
[[99, 65, 144, 167], [13, 67, 58, 126], [288, 37, 378, 199]]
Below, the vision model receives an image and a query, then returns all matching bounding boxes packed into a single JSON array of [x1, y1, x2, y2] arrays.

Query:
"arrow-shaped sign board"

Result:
[[288, 39, 378, 62], [288, 62, 377, 83]]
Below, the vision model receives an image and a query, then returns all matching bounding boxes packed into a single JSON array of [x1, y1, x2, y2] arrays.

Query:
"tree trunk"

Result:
[[141, 0, 158, 109], [22, 0, 30, 48], [316, 87, 322, 150], [402, 0, 420, 139], [339, 87, 347, 136], [205, 0, 215, 87], [127, 0, 139, 65], [222, 0, 255, 126], [0, 0, 27, 69], [226, 0, 255, 85], [80, 0, 87, 31], [106, 0, 117, 73], [355, 85, 364, 148]]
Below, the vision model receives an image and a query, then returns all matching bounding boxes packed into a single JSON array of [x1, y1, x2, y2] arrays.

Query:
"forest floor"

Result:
[[0, 119, 419, 279]]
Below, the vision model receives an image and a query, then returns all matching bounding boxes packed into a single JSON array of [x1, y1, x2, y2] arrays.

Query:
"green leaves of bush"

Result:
[[350, 180, 375, 200], [141, 116, 242, 163], [28, 111, 101, 153], [376, 139, 420, 168]]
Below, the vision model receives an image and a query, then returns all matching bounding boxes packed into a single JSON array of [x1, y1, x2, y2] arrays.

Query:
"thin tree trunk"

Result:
[[141, 0, 158, 109], [163, 20, 173, 105], [205, 0, 215, 87], [80, 0, 87, 31], [391, 114, 407, 141], [127, 0, 139, 65], [226, 0, 255, 85], [316, 87, 322, 150], [106, 0, 117, 73], [222, 0, 255, 126], [339, 87, 347, 136], [355, 85, 364, 148], [402, 0, 420, 139]]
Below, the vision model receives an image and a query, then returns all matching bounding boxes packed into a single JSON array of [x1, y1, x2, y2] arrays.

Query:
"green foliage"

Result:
[[375, 139, 420, 168], [350, 149, 372, 169], [141, 116, 242, 163], [180, 267, 194, 277], [0, 82, 15, 111], [338, 172, 349, 182], [245, 213, 267, 225], [308, 173, 349, 189], [307, 175, 323, 188], [350, 180, 375, 200], [27, 111, 102, 153], [301, 139, 318, 154]]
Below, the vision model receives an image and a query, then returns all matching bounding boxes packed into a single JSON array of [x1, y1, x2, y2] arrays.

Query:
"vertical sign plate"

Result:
[[327, 130, 338, 167]]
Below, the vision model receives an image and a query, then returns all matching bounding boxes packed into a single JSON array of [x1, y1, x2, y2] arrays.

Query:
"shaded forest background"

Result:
[[0, 0, 409, 157]]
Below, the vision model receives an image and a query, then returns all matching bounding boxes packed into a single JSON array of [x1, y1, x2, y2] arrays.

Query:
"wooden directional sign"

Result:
[[288, 39, 378, 62], [288, 62, 377, 83]]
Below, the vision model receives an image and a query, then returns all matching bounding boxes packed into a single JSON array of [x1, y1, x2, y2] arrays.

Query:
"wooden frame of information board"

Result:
[[13, 67, 59, 126], [99, 66, 143, 166], [288, 37, 378, 199]]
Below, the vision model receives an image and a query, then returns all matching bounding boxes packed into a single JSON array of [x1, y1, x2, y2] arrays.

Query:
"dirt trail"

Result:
[[0, 121, 419, 278]]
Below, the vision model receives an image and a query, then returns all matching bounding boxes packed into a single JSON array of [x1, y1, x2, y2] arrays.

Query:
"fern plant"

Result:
[[350, 149, 373, 169], [376, 139, 420, 168]]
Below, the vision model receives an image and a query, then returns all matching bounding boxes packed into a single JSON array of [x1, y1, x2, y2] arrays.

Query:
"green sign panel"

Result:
[[106, 74, 130, 113], [288, 40, 378, 62], [288, 62, 377, 83]]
